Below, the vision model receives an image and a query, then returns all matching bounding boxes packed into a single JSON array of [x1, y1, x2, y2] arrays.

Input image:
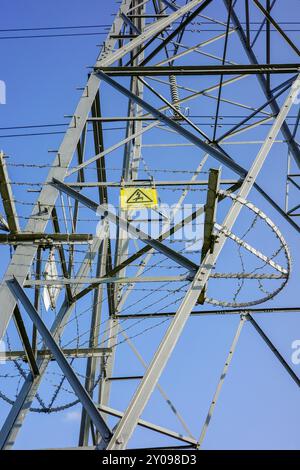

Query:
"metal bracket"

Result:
[[198, 168, 220, 304]]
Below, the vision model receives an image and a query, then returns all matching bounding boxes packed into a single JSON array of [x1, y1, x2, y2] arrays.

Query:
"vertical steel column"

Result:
[[78, 236, 109, 445], [78, 86, 113, 445], [198, 168, 220, 303], [98, 0, 146, 421], [0, 151, 20, 233]]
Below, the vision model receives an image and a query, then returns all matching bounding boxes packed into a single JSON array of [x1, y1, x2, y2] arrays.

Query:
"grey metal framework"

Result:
[[0, 0, 299, 450]]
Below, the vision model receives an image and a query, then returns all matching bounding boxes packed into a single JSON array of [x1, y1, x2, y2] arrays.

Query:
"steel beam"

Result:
[[247, 314, 300, 387], [97, 64, 300, 76], [160, 0, 178, 11], [90, 89, 115, 318], [97, 404, 197, 446], [0, 151, 20, 233], [0, 347, 112, 361], [198, 168, 220, 303], [32, 246, 41, 354], [50, 207, 72, 302], [155, 30, 238, 67], [13, 305, 39, 377], [0, 213, 9, 232], [79, 85, 114, 446], [0, 233, 93, 244], [24, 275, 189, 287], [116, 306, 300, 319], [79, 236, 110, 446], [120, 12, 141, 35], [68, 179, 238, 187]]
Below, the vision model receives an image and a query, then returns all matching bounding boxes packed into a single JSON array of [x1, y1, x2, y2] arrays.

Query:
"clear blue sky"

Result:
[[0, 0, 299, 450]]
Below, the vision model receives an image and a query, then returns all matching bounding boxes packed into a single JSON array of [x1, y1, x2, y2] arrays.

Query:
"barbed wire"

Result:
[[0, 246, 190, 410], [0, 286, 185, 413], [4, 162, 209, 174], [205, 191, 291, 308], [233, 213, 259, 302]]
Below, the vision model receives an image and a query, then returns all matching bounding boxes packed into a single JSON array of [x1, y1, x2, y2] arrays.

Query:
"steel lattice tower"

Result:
[[0, 0, 299, 450]]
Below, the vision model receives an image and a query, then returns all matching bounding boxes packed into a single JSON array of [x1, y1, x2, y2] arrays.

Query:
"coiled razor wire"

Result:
[[0, 317, 175, 413], [205, 190, 291, 308], [0, 283, 186, 413]]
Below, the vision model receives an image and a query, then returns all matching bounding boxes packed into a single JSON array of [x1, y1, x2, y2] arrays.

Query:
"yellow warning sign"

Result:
[[120, 187, 158, 211]]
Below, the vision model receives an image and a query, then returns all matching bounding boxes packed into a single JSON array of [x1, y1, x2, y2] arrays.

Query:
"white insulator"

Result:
[[169, 75, 181, 116]]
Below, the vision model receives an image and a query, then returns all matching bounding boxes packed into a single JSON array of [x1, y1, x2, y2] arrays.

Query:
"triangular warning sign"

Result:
[[120, 187, 158, 210], [127, 189, 153, 204]]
